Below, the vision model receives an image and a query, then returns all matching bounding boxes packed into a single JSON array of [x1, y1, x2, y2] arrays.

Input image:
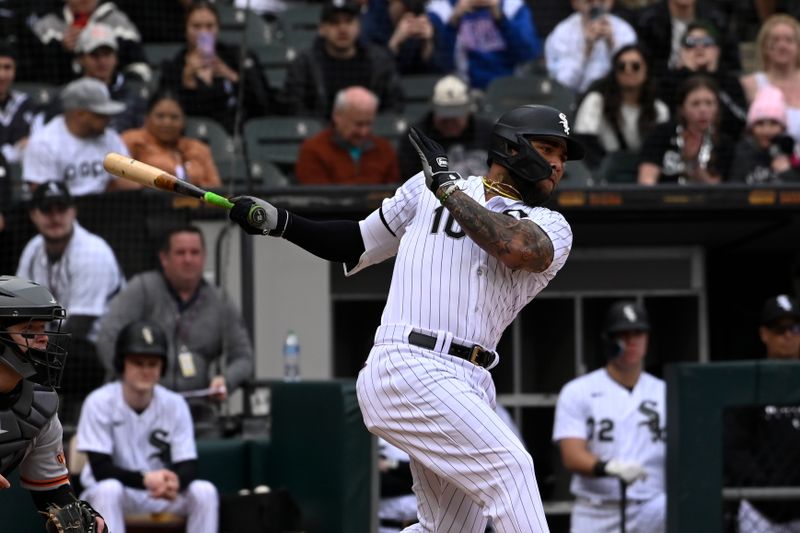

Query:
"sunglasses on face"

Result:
[[769, 323, 800, 335], [682, 35, 716, 49], [616, 60, 642, 73]]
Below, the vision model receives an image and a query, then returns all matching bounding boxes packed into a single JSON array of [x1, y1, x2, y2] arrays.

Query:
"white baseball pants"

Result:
[[570, 493, 665, 533], [81, 478, 218, 533], [358, 343, 550, 533]]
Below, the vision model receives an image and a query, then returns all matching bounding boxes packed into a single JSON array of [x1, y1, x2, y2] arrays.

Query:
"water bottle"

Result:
[[283, 330, 300, 382]]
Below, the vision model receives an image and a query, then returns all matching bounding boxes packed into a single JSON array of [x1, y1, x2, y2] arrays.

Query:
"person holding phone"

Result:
[[159, 0, 272, 133], [545, 0, 637, 94]]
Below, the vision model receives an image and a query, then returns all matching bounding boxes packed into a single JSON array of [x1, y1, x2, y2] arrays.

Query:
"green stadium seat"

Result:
[[481, 74, 576, 121], [143, 42, 183, 68], [184, 116, 235, 161], [597, 150, 641, 184], [276, 4, 323, 48], [563, 160, 594, 187], [13, 82, 59, 107], [243, 116, 324, 173], [372, 113, 410, 148], [399, 73, 440, 106], [250, 158, 291, 188]]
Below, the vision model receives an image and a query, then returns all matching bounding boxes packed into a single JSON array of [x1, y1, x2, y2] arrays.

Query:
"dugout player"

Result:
[[553, 300, 666, 533], [229, 104, 583, 531], [76, 319, 219, 533], [0, 275, 107, 531]]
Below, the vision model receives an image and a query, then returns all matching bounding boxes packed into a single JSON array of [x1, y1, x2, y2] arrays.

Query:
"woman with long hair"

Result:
[[573, 43, 670, 170], [159, 0, 272, 133], [121, 90, 221, 188], [741, 14, 800, 141], [638, 74, 734, 185]]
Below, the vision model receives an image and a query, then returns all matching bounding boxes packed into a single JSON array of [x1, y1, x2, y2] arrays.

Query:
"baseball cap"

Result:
[[75, 23, 118, 54], [30, 181, 74, 211], [0, 40, 18, 62], [320, 0, 360, 22], [432, 75, 471, 119], [760, 294, 800, 326], [60, 77, 126, 115], [747, 86, 787, 128], [604, 301, 651, 335]]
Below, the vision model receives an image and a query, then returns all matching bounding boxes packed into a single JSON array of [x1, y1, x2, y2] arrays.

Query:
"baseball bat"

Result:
[[103, 153, 267, 227]]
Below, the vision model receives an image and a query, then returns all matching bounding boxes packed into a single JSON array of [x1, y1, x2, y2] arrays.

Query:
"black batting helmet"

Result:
[[601, 301, 650, 359], [0, 276, 68, 387], [114, 319, 168, 375]]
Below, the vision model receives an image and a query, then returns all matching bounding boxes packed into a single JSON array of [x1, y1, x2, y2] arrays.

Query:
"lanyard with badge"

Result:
[[174, 290, 204, 380]]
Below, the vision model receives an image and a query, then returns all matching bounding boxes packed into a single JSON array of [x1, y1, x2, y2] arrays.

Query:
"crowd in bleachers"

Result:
[[1, 0, 800, 195]]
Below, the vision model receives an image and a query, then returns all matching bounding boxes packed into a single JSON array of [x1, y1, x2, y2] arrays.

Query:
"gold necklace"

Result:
[[482, 177, 522, 201]]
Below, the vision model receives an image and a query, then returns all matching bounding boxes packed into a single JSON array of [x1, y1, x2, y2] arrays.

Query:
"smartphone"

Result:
[[589, 5, 606, 20], [197, 30, 215, 62]]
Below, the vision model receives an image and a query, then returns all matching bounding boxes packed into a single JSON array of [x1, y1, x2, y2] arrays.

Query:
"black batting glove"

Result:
[[408, 127, 462, 198], [229, 196, 287, 236]]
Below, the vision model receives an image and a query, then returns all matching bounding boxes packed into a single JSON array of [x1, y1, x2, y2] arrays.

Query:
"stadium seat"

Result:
[[372, 113, 410, 148], [250, 158, 291, 188], [243, 116, 324, 173], [276, 3, 323, 48], [399, 73, 440, 107], [143, 42, 183, 68], [596, 150, 640, 184], [563, 160, 594, 187], [13, 82, 59, 107], [184, 116, 236, 162], [481, 74, 576, 120]]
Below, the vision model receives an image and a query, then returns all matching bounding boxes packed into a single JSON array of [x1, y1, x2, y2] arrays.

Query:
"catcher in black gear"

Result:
[[0, 276, 107, 532]]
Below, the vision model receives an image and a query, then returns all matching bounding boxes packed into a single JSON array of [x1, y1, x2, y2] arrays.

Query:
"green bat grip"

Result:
[[203, 191, 234, 209]]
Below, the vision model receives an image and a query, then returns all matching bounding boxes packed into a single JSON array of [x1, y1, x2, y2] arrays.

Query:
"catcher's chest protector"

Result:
[[0, 379, 59, 476]]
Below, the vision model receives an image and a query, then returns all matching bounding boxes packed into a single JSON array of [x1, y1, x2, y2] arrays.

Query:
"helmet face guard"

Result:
[[492, 134, 556, 204]]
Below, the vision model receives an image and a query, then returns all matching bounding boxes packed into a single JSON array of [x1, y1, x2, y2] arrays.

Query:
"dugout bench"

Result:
[[0, 380, 374, 533]]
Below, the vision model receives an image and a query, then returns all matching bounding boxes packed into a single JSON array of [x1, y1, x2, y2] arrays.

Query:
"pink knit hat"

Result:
[[747, 86, 788, 127]]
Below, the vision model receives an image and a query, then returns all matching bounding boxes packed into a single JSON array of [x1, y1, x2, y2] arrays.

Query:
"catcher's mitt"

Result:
[[44, 500, 108, 533]]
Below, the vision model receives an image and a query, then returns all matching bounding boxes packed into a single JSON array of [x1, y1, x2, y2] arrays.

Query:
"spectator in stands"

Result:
[[295, 86, 400, 185], [554, 300, 666, 533], [427, 0, 541, 91], [362, 0, 440, 75], [657, 21, 748, 141], [740, 14, 800, 142], [159, 0, 272, 133], [283, 0, 403, 118], [752, 0, 800, 24], [730, 86, 800, 184], [636, 0, 739, 82], [638, 74, 734, 185], [573, 43, 670, 170], [23, 77, 133, 196], [30, 0, 150, 85], [35, 23, 147, 133], [0, 41, 34, 167], [77, 319, 219, 533], [96, 225, 254, 429], [16, 180, 125, 423], [724, 295, 800, 533], [397, 74, 493, 180], [544, 0, 637, 95], [122, 90, 221, 189], [234, 0, 286, 21]]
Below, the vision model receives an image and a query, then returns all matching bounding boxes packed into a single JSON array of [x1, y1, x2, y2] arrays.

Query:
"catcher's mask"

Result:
[[0, 276, 69, 388], [487, 105, 584, 205], [601, 301, 650, 360], [113, 319, 169, 376]]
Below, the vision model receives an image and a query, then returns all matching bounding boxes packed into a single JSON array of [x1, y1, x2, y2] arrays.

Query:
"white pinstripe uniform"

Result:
[[353, 173, 572, 532], [77, 382, 218, 533], [553, 370, 666, 533]]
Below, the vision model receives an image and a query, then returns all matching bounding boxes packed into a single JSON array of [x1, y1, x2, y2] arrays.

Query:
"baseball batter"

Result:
[[77, 319, 219, 533], [553, 301, 666, 533], [229, 104, 584, 532], [0, 275, 107, 531]]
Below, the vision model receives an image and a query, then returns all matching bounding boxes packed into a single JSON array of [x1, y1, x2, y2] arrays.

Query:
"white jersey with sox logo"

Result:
[[553, 368, 667, 502], [353, 173, 572, 532]]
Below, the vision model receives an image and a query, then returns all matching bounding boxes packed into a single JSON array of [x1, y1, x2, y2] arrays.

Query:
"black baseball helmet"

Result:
[[604, 301, 651, 335], [113, 319, 168, 375], [0, 276, 68, 387]]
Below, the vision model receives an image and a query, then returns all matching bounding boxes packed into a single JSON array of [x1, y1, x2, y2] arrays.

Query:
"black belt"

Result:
[[408, 331, 495, 368]]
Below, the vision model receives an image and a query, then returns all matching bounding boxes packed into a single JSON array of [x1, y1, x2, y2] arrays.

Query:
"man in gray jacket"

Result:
[[96, 225, 254, 428]]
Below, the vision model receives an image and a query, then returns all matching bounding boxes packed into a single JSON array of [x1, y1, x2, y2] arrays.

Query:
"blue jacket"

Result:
[[427, 0, 541, 89]]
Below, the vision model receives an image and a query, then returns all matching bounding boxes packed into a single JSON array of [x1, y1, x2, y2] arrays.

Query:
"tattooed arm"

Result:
[[444, 191, 554, 272]]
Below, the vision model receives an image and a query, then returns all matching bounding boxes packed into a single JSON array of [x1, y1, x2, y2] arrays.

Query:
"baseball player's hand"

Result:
[[604, 459, 648, 485], [229, 196, 285, 236], [408, 127, 462, 198], [43, 499, 108, 532]]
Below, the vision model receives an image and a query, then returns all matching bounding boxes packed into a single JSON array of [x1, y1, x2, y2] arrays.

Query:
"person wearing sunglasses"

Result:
[[16, 180, 125, 424], [657, 21, 748, 140], [724, 294, 800, 533], [573, 43, 670, 171]]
